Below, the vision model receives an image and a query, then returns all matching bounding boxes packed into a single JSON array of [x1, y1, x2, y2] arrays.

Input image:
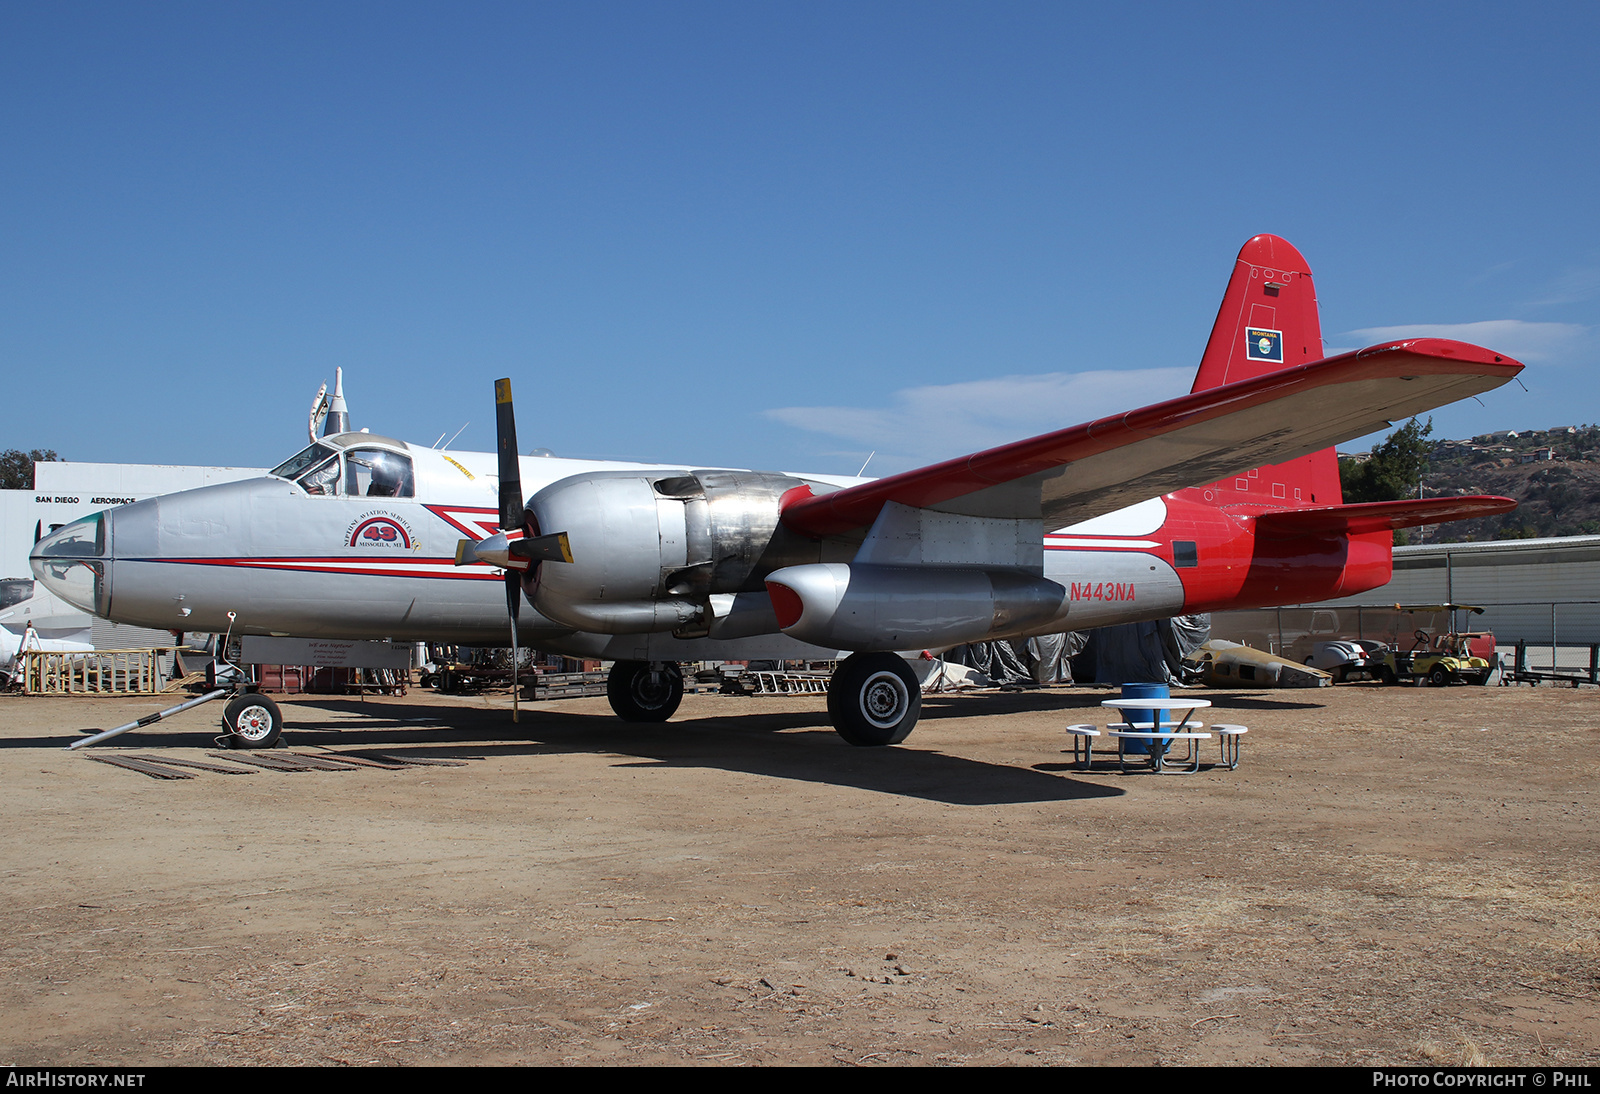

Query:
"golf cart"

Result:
[[1377, 604, 1497, 687]]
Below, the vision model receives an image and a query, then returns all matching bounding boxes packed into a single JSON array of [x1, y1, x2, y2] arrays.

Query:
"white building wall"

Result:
[[3, 461, 265, 580], [3, 461, 266, 649]]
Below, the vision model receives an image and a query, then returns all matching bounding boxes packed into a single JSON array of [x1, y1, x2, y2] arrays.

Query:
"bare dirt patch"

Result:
[[1, 682, 1595, 1065]]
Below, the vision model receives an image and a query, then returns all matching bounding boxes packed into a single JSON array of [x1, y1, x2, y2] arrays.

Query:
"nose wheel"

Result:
[[222, 692, 284, 749]]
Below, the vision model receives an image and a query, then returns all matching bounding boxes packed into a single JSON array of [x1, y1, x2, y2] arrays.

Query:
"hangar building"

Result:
[[1211, 536, 1600, 672], [2, 460, 264, 648]]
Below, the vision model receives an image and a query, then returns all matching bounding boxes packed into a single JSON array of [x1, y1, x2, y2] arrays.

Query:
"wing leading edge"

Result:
[[779, 339, 1523, 537]]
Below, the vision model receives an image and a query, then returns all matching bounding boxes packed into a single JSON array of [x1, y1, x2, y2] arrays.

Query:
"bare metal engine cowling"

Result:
[[763, 563, 1066, 651], [524, 469, 824, 635]]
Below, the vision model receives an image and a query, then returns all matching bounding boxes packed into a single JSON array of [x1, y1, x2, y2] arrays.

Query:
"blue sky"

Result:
[[4, 2, 1596, 476]]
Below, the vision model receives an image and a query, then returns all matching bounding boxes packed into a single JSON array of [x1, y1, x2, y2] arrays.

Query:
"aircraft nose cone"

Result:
[[30, 510, 111, 615]]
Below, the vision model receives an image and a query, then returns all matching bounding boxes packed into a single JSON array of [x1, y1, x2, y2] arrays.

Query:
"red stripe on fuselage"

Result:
[[127, 557, 507, 581], [423, 504, 501, 541]]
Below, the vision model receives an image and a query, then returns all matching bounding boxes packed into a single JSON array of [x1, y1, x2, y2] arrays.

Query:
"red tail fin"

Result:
[[1186, 234, 1342, 509]]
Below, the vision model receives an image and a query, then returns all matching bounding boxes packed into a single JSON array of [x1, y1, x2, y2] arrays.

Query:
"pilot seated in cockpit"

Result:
[[366, 454, 401, 496], [303, 459, 340, 496]]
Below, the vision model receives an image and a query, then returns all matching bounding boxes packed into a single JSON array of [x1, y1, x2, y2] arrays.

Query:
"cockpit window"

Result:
[[39, 512, 104, 557], [345, 448, 415, 498], [300, 455, 343, 495], [30, 515, 106, 614], [269, 441, 413, 498], [267, 444, 342, 496], [270, 443, 339, 482]]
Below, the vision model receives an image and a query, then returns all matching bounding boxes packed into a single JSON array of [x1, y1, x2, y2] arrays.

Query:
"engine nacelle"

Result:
[[764, 563, 1066, 651], [525, 469, 826, 634]]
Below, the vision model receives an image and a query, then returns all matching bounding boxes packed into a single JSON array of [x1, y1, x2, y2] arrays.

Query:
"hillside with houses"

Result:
[[1341, 424, 1600, 543]]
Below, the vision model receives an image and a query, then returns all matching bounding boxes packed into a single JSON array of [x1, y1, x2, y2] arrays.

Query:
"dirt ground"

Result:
[[0, 680, 1596, 1067]]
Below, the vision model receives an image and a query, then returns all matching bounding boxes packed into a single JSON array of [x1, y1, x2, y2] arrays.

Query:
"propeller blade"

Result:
[[495, 378, 524, 532], [494, 377, 528, 724], [505, 568, 522, 621], [509, 531, 573, 565], [506, 570, 521, 724]]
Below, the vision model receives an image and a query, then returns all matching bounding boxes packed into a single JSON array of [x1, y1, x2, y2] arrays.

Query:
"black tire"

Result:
[[827, 652, 921, 747], [222, 693, 283, 749], [607, 661, 683, 722], [1378, 666, 1398, 686], [1428, 666, 1451, 688]]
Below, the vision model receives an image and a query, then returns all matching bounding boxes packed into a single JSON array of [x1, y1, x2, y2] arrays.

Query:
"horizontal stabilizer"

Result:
[[1253, 495, 1517, 538]]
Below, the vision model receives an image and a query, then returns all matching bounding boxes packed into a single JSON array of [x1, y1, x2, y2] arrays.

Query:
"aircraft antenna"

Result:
[[441, 422, 470, 451], [857, 451, 875, 477], [322, 368, 351, 435]]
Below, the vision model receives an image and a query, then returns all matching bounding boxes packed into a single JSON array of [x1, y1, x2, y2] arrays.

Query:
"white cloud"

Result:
[[767, 367, 1193, 471], [1524, 265, 1600, 309], [1341, 319, 1589, 364]]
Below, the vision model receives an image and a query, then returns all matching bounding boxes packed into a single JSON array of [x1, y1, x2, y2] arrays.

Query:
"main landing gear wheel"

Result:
[[607, 661, 683, 722], [827, 652, 921, 747], [222, 693, 283, 749]]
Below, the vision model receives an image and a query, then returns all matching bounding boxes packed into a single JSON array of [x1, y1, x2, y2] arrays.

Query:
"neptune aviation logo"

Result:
[[1245, 327, 1284, 363], [346, 511, 417, 550]]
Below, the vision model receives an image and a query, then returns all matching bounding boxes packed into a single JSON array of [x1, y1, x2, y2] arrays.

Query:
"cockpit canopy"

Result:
[[268, 434, 415, 498]]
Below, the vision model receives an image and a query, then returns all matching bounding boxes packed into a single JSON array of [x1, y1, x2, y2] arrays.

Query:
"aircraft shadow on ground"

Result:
[[22, 694, 1124, 806], [917, 689, 1326, 716], [1175, 691, 1330, 711]]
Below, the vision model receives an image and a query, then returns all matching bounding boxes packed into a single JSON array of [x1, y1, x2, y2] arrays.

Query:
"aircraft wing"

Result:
[[779, 339, 1522, 536]]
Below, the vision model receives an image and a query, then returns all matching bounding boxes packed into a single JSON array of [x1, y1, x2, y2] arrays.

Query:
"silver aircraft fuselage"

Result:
[[29, 433, 870, 661], [29, 431, 1195, 661]]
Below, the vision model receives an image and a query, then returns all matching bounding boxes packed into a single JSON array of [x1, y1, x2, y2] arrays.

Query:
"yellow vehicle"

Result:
[[1377, 605, 1496, 687]]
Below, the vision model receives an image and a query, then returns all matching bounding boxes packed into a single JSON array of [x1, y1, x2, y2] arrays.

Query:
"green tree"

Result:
[[0, 449, 60, 490], [1340, 419, 1432, 503]]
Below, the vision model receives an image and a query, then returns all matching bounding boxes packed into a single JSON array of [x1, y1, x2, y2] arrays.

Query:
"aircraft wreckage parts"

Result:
[[221, 693, 284, 749], [606, 660, 684, 722], [827, 652, 921, 747]]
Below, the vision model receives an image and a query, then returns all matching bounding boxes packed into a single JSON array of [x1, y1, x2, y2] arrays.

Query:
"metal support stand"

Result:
[[67, 689, 232, 751]]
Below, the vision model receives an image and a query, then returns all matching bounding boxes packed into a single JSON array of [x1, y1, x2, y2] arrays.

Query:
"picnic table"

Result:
[[1102, 696, 1212, 774]]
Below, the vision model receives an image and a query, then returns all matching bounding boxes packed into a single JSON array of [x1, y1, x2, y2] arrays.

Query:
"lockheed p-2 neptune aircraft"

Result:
[[33, 236, 1522, 748]]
